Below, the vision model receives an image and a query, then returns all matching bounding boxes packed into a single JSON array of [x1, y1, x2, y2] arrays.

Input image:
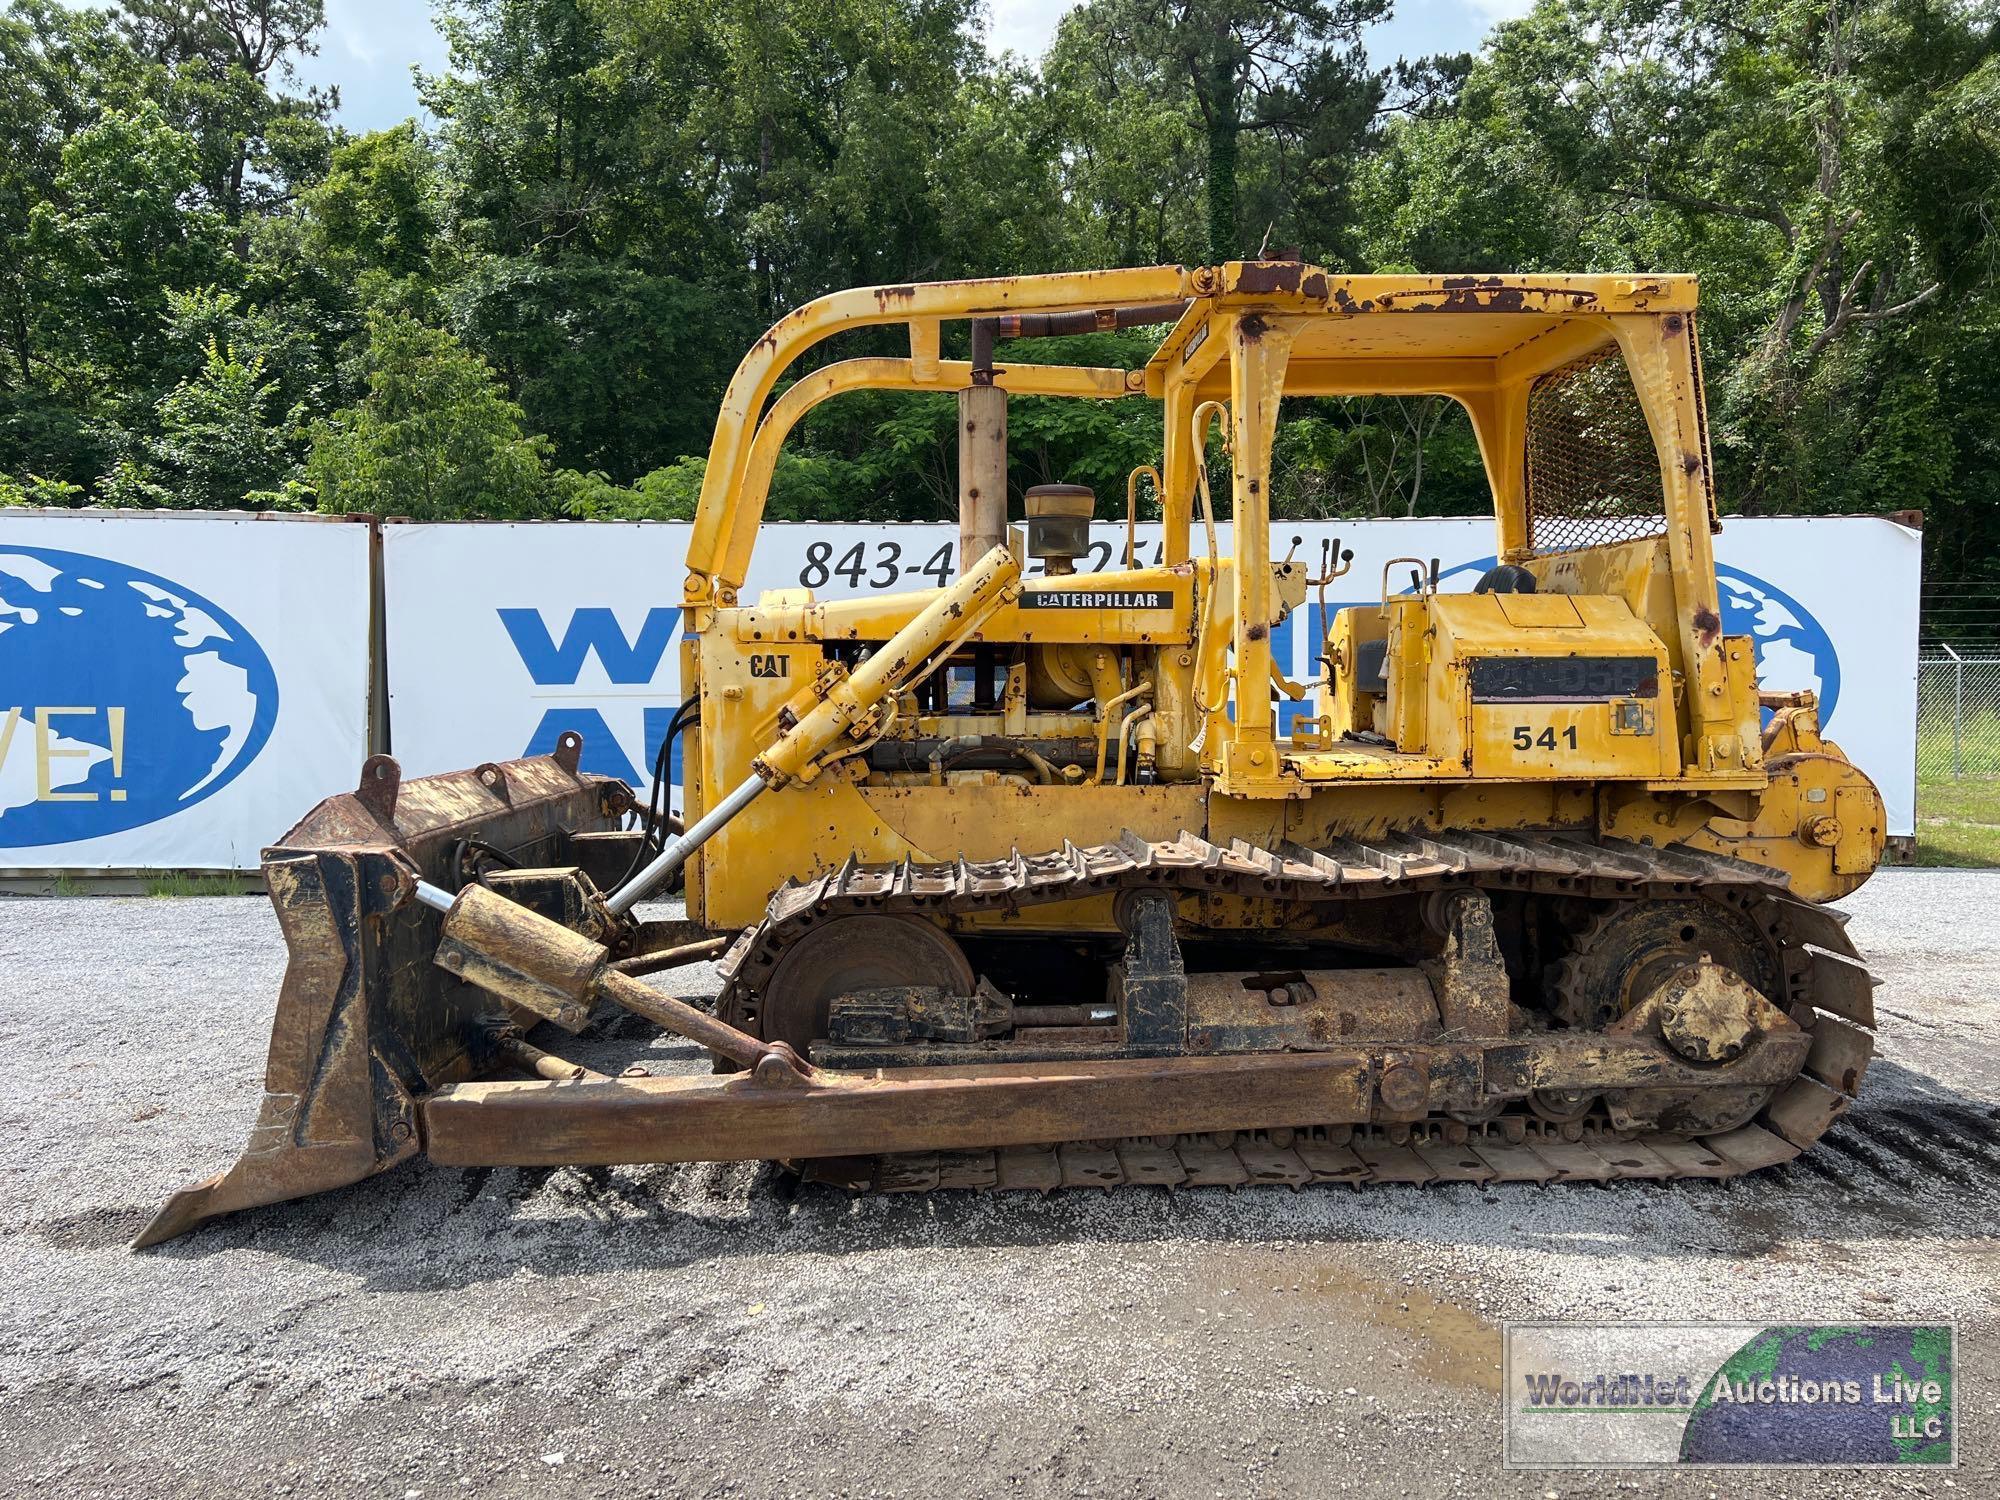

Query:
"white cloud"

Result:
[[1464, 0, 1536, 23], [976, 0, 1526, 70], [983, 0, 1078, 61], [292, 0, 452, 131], [1366, 0, 1528, 64], [337, 24, 383, 69]]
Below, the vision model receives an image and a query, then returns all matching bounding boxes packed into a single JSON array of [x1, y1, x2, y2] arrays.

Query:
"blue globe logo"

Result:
[[1714, 563, 1840, 725], [1681, 1324, 1953, 1465], [1434, 556, 1840, 728], [0, 545, 279, 847]]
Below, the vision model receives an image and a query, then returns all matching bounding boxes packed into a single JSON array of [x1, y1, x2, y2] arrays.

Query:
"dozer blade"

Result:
[[136, 736, 632, 1249]]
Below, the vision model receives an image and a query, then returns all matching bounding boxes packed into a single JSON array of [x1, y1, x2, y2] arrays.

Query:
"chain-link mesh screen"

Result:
[[1919, 652, 2000, 781], [1524, 346, 1666, 553]]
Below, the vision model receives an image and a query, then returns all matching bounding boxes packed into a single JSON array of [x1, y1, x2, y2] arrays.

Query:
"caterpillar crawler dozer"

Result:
[[141, 262, 1887, 1246]]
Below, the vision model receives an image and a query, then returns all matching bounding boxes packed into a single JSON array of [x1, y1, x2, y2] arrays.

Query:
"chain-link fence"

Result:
[[1918, 649, 2000, 781]]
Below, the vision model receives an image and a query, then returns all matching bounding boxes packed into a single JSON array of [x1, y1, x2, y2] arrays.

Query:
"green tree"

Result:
[[18, 98, 235, 493], [1, 0, 1994, 637], [0, 3, 151, 392], [117, 0, 334, 251], [1353, 56, 1563, 275], [419, 0, 995, 487], [0, 469, 85, 506], [417, 0, 756, 479], [1049, 0, 1389, 263], [104, 333, 309, 508], [930, 62, 1081, 275], [1359, 0, 2000, 633], [305, 312, 553, 518], [446, 256, 751, 480], [102, 287, 314, 507], [1041, 18, 1208, 265], [0, 2, 333, 495], [30, 100, 232, 371], [1442, 0, 1997, 509], [594, 0, 985, 307], [299, 124, 441, 290], [424, 0, 682, 263]]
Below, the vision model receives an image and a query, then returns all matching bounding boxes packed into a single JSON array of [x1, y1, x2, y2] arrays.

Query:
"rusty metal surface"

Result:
[[760, 914, 978, 1056], [1182, 967, 1439, 1051], [135, 743, 628, 1249], [796, 1113, 1811, 1193], [422, 1052, 1376, 1166], [982, 303, 1190, 340], [493, 1030, 607, 1083], [439, 877, 793, 1075], [1656, 956, 1765, 1063], [136, 848, 415, 1248], [597, 968, 796, 1076], [718, 827, 1785, 1019], [147, 814, 1877, 1246], [436, 883, 606, 1032], [1433, 888, 1512, 1036], [1550, 897, 1779, 1030], [417, 1023, 1816, 1173], [610, 934, 734, 976], [279, 739, 628, 854]]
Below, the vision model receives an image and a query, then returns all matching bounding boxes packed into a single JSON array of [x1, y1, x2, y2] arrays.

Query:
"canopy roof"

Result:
[[1141, 265, 1701, 399]]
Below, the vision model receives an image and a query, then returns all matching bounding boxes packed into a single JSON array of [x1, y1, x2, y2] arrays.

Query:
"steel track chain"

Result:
[[715, 827, 1879, 1189], [801, 1118, 1794, 1192]]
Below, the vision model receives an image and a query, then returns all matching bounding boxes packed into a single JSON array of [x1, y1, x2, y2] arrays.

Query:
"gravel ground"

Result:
[[0, 868, 1994, 1498]]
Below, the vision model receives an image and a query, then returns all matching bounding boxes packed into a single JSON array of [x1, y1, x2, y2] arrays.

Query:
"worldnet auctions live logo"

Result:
[[0, 546, 279, 847], [1505, 1322, 1955, 1469], [1434, 558, 1841, 725]]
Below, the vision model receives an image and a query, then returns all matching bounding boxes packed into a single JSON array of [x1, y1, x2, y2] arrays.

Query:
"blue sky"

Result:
[[286, 0, 1532, 134], [288, 0, 451, 127]]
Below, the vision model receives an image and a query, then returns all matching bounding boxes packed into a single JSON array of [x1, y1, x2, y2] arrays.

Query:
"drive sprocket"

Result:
[[1550, 898, 1781, 1031]]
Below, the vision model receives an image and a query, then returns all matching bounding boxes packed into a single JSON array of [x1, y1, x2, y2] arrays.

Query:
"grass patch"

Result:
[[1917, 709, 2000, 782], [143, 873, 252, 898], [1915, 776, 2000, 868], [1922, 777, 2000, 825]]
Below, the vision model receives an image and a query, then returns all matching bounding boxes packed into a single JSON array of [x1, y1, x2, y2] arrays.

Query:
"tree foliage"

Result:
[[1049, 0, 1387, 263], [0, 0, 1994, 635], [306, 312, 552, 519]]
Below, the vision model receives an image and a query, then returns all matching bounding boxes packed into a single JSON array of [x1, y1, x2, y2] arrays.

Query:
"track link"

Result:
[[800, 1119, 1784, 1192], [717, 828, 1879, 1190]]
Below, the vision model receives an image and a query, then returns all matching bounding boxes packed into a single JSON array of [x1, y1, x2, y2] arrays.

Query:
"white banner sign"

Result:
[[381, 516, 1920, 836], [0, 512, 373, 870]]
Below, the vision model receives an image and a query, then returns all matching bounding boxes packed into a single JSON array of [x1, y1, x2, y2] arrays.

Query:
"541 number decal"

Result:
[[1512, 725, 1580, 751]]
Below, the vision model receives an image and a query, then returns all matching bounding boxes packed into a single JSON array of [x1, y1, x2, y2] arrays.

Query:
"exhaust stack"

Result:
[[958, 320, 1007, 576]]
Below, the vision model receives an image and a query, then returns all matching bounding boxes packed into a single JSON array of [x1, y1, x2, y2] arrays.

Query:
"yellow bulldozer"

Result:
[[140, 260, 1885, 1246]]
